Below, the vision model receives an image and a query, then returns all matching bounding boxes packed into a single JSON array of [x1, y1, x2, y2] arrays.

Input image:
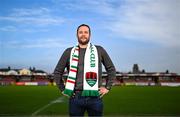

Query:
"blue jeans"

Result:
[[69, 92, 103, 116]]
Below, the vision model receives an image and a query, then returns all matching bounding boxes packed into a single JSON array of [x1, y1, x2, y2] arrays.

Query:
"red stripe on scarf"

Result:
[[67, 80, 75, 84], [72, 58, 78, 61], [75, 48, 79, 51], [70, 69, 77, 72]]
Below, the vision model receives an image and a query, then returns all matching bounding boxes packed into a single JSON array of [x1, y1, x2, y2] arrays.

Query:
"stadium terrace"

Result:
[[0, 64, 180, 86]]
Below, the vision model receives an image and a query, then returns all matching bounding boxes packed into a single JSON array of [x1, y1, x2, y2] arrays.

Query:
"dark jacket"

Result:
[[53, 45, 116, 92]]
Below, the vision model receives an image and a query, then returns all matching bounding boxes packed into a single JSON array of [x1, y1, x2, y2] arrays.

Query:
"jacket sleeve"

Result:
[[100, 46, 116, 90], [53, 48, 70, 92]]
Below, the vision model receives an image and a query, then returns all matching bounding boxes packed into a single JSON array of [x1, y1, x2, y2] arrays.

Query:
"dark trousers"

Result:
[[69, 92, 103, 117]]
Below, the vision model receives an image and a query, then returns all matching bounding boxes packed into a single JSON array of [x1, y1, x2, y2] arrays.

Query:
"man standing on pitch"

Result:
[[54, 24, 116, 116]]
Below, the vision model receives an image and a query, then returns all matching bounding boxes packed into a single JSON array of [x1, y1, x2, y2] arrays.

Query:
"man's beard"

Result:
[[78, 36, 90, 45]]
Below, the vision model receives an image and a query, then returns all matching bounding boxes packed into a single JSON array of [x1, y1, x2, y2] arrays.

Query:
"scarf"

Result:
[[63, 43, 99, 97]]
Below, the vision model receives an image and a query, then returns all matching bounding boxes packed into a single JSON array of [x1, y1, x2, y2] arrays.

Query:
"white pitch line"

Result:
[[31, 96, 65, 116]]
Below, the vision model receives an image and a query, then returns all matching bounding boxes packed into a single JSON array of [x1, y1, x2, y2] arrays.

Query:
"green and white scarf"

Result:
[[63, 43, 99, 97]]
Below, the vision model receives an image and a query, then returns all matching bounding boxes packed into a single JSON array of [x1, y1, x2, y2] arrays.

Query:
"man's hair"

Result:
[[77, 24, 91, 34]]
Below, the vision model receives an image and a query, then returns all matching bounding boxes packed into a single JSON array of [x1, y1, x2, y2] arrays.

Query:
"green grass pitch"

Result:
[[0, 85, 180, 116]]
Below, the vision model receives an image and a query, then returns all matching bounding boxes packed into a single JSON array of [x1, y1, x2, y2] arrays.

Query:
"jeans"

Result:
[[69, 92, 103, 116]]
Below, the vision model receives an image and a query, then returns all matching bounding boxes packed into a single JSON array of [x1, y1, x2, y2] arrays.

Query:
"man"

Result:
[[54, 24, 116, 116]]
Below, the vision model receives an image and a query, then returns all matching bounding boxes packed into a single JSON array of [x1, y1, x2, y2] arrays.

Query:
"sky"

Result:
[[0, 0, 180, 74]]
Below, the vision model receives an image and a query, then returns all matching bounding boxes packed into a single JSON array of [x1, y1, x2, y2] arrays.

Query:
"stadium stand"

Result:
[[0, 65, 180, 86]]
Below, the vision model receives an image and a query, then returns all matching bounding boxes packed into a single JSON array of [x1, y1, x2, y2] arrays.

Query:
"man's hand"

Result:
[[62, 91, 70, 98], [99, 87, 109, 98]]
